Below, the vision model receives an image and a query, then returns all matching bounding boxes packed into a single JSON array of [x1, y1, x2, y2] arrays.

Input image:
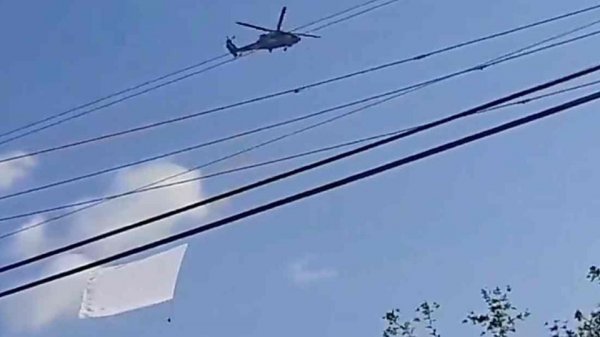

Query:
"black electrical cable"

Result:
[[293, 0, 383, 31], [1, 3, 599, 163], [2, 12, 598, 204], [2, 86, 425, 240], [0, 90, 419, 203], [0, 58, 237, 148], [2, 27, 599, 241], [4, 73, 599, 224], [0, 129, 413, 223], [0, 0, 401, 146], [305, 0, 400, 33], [0, 54, 227, 141], [483, 78, 600, 112], [486, 17, 600, 65], [1, 88, 599, 299], [1, 62, 598, 277]]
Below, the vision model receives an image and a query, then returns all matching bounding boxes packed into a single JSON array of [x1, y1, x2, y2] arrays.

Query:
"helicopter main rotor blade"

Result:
[[276, 6, 287, 31], [296, 32, 321, 38], [236, 22, 274, 32]]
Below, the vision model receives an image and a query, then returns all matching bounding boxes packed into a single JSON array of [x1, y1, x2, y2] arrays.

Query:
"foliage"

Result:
[[418, 302, 442, 337], [382, 265, 600, 337], [545, 309, 600, 337], [573, 309, 600, 337], [383, 309, 415, 337], [463, 286, 530, 337], [383, 302, 441, 337], [588, 266, 600, 284], [543, 265, 600, 337]]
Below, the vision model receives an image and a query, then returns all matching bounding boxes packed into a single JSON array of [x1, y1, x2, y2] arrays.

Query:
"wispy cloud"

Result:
[[1, 160, 208, 332], [0, 151, 37, 190], [10, 215, 48, 259], [2, 253, 95, 332], [289, 256, 338, 286], [68, 161, 208, 259]]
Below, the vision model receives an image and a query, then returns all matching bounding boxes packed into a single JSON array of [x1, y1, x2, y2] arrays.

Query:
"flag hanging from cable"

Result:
[[78, 244, 187, 318]]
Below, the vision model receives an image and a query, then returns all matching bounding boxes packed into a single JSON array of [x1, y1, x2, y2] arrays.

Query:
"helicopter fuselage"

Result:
[[256, 31, 301, 50], [227, 7, 318, 57], [227, 32, 301, 57]]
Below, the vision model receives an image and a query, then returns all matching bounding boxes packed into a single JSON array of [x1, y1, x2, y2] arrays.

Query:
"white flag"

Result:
[[79, 244, 187, 318]]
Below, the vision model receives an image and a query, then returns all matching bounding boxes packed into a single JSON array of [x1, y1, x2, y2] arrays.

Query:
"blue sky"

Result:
[[1, 0, 600, 336]]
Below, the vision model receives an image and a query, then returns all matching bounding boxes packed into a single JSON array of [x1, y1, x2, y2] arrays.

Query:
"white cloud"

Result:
[[289, 257, 338, 286], [68, 161, 207, 259], [2, 253, 95, 332], [1, 160, 208, 331], [10, 215, 48, 259], [0, 151, 37, 190]]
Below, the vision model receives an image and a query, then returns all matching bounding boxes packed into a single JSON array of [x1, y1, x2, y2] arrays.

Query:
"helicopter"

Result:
[[226, 6, 320, 57]]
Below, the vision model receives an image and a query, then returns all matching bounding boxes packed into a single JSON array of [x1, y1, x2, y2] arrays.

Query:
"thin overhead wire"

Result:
[[0, 54, 229, 141], [0, 86, 429, 203], [0, 4, 598, 164], [6, 74, 600, 224], [2, 88, 599, 297], [305, 0, 400, 33], [0, 57, 238, 148], [0, 0, 402, 147], [292, 0, 383, 31], [482, 78, 600, 112], [2, 25, 599, 240], [1, 86, 425, 240], [2, 61, 599, 275], [0, 15, 597, 201], [0, 129, 413, 223], [486, 16, 600, 65]]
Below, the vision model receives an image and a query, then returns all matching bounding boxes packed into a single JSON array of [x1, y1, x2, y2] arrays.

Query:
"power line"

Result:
[[0, 85, 426, 203], [0, 54, 228, 141], [0, 93, 423, 228], [2, 15, 597, 205], [0, 129, 412, 223], [2, 25, 599, 240], [1, 87, 424, 240], [0, 57, 239, 148], [292, 0, 383, 31], [1, 3, 599, 163], [2, 61, 598, 276], [0, 84, 430, 204], [482, 78, 600, 112], [6, 73, 600, 224], [1, 88, 599, 298], [486, 17, 600, 65], [0, 0, 400, 147], [6, 74, 600, 224], [305, 0, 401, 33]]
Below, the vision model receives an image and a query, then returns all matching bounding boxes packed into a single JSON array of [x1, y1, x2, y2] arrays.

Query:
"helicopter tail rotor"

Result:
[[226, 37, 239, 57]]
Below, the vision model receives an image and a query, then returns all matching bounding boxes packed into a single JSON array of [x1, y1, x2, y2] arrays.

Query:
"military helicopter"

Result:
[[226, 7, 320, 57]]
